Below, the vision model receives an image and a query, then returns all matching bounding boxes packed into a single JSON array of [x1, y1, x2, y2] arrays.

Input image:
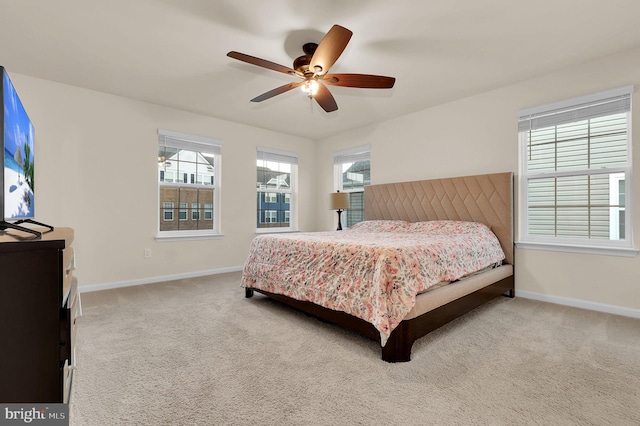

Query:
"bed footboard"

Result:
[[382, 274, 514, 362]]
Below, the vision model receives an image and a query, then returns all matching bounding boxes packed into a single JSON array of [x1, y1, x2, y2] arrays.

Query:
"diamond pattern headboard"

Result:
[[364, 172, 514, 265]]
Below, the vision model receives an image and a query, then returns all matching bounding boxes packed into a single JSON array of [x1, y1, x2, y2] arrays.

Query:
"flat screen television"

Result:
[[0, 66, 51, 237]]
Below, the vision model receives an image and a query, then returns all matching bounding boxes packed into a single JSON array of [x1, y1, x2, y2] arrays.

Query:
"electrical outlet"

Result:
[[144, 248, 152, 259]]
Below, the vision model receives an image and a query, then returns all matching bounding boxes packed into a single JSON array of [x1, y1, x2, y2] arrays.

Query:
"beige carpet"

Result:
[[70, 272, 640, 425]]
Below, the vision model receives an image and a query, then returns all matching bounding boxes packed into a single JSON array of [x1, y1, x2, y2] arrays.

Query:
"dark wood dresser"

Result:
[[0, 227, 79, 403]]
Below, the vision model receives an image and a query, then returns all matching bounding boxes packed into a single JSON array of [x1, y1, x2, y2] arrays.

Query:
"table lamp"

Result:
[[330, 191, 350, 230]]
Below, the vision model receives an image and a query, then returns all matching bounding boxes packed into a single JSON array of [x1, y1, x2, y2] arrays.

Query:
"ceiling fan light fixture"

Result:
[[227, 24, 395, 113], [301, 79, 319, 96]]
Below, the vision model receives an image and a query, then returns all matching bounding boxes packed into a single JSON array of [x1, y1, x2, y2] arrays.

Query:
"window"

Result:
[[334, 146, 370, 228], [191, 203, 200, 220], [257, 147, 297, 231], [178, 202, 188, 221], [158, 129, 222, 239], [163, 202, 174, 221], [264, 210, 278, 223], [517, 86, 635, 255]]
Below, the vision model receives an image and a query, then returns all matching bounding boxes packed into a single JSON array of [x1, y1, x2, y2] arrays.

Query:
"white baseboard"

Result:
[[516, 289, 640, 319], [79, 274, 640, 320], [79, 266, 244, 293]]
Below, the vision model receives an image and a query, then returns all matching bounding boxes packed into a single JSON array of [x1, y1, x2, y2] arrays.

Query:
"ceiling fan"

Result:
[[227, 24, 396, 113]]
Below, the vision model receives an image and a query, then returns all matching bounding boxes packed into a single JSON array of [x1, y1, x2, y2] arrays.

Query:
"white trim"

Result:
[[256, 148, 298, 232], [78, 266, 243, 293], [518, 91, 634, 251], [516, 289, 640, 319], [157, 131, 222, 236], [255, 229, 299, 234], [516, 241, 639, 257], [155, 231, 223, 242]]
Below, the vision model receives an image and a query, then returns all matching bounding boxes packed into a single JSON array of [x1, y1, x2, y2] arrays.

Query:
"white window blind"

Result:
[[518, 86, 632, 132], [517, 86, 634, 254], [333, 145, 371, 164], [158, 129, 222, 155], [257, 147, 298, 164]]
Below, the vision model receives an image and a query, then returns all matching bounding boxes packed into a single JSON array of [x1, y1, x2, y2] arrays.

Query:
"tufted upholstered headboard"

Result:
[[364, 172, 514, 265]]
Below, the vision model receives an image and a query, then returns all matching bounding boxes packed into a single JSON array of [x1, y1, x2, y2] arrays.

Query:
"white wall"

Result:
[[10, 44, 640, 313], [316, 45, 640, 313], [11, 75, 317, 287]]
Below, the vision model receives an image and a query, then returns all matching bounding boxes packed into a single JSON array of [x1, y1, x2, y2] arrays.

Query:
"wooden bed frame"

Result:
[[245, 172, 514, 362]]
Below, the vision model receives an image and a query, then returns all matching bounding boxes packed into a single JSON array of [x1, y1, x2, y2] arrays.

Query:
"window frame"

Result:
[[516, 86, 637, 257], [157, 129, 222, 241], [256, 147, 297, 233], [333, 145, 371, 228]]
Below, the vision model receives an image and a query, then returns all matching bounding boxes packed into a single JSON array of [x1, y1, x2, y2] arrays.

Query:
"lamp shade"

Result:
[[330, 191, 350, 210]]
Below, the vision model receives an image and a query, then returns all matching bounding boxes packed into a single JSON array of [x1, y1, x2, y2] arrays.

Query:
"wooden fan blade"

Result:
[[323, 73, 396, 89], [251, 81, 303, 103], [309, 25, 352, 76], [227, 51, 300, 76], [314, 83, 338, 112]]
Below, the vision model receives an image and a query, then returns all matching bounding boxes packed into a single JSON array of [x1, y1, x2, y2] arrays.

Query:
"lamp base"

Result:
[[336, 209, 344, 231]]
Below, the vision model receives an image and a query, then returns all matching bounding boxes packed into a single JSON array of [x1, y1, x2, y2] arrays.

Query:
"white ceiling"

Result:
[[2, 0, 640, 140]]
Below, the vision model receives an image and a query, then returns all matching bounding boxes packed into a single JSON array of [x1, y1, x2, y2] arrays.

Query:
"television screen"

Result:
[[1, 66, 35, 221]]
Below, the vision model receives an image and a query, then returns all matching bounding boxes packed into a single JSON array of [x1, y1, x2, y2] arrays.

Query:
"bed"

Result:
[[242, 172, 514, 362]]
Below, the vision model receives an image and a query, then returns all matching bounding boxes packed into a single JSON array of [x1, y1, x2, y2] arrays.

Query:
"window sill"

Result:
[[515, 241, 639, 257], [155, 232, 223, 242], [256, 228, 298, 235]]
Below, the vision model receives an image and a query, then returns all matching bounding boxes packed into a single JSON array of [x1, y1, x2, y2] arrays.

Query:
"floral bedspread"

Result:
[[241, 220, 505, 346]]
